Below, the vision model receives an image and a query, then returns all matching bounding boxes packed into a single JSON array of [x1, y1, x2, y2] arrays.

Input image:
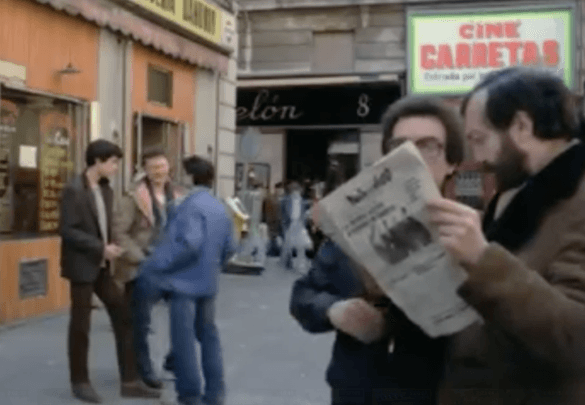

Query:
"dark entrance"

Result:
[[286, 130, 329, 183], [286, 130, 359, 185]]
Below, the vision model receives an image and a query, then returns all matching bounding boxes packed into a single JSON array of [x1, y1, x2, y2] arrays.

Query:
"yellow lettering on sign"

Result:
[[129, 0, 222, 43], [148, 0, 175, 13], [183, 0, 217, 36]]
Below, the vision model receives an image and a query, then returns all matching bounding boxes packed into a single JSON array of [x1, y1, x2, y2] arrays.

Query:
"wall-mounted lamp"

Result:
[[58, 63, 81, 75]]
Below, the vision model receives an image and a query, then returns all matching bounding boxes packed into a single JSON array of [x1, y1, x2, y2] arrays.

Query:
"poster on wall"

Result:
[[39, 111, 74, 233], [407, 7, 575, 94]]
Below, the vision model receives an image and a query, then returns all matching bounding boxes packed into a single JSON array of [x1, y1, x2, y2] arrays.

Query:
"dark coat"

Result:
[[290, 240, 446, 405], [60, 173, 113, 283], [262, 192, 282, 237], [439, 142, 585, 405]]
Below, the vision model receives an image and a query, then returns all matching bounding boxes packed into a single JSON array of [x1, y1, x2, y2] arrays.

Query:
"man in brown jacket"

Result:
[[427, 68, 585, 404], [113, 146, 184, 389]]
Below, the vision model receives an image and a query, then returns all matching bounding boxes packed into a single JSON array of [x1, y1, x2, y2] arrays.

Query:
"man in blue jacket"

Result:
[[290, 95, 465, 405], [135, 155, 236, 405]]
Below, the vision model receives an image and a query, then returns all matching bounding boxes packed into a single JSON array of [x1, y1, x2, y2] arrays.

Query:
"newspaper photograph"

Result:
[[316, 141, 482, 338]]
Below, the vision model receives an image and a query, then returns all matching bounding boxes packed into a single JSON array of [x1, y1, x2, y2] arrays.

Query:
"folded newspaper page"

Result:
[[316, 141, 482, 338]]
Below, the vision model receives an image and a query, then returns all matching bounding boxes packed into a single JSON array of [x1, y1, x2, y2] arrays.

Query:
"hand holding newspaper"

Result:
[[315, 141, 482, 338]]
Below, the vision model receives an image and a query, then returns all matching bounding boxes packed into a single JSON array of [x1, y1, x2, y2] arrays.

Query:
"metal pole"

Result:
[[214, 70, 221, 196]]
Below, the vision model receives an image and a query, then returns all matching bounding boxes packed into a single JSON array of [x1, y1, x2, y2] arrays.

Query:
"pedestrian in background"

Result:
[[263, 182, 284, 257], [290, 95, 465, 405], [60, 139, 159, 403], [135, 155, 236, 405], [113, 146, 184, 389], [280, 180, 311, 271]]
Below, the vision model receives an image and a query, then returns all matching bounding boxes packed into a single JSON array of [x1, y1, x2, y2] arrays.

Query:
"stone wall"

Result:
[[238, 4, 406, 75]]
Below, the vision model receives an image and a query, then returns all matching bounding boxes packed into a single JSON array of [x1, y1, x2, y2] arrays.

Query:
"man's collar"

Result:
[[483, 140, 585, 251]]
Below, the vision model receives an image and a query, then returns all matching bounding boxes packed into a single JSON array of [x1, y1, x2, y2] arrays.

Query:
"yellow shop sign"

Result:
[[129, 0, 222, 44]]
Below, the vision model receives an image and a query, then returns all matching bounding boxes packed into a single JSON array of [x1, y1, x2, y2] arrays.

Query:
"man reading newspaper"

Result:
[[290, 95, 467, 405], [428, 68, 585, 405]]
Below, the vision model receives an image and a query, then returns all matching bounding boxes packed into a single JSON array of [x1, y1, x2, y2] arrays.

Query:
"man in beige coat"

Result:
[[113, 146, 184, 389], [427, 68, 585, 404]]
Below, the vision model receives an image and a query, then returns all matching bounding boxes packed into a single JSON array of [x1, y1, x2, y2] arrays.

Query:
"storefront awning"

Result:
[[237, 74, 400, 88], [34, 0, 229, 74]]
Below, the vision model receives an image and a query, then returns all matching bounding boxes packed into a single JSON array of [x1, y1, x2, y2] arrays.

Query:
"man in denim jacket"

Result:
[[135, 155, 236, 405]]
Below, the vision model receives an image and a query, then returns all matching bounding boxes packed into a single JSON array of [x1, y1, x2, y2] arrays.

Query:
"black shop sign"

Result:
[[237, 83, 402, 127]]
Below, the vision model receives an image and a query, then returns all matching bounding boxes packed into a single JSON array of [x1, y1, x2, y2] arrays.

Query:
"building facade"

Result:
[[235, 0, 583, 202], [0, 0, 238, 324]]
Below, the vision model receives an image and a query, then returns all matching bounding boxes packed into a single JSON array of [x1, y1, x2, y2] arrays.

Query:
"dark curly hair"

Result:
[[381, 96, 464, 166]]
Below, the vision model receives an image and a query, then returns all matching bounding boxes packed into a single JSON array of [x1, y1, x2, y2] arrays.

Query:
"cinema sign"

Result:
[[407, 6, 575, 94]]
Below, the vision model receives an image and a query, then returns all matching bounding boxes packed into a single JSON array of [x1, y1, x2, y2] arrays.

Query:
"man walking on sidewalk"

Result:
[[136, 155, 236, 405], [60, 139, 160, 403]]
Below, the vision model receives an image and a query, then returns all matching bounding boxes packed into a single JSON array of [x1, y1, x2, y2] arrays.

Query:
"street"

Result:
[[0, 258, 334, 405]]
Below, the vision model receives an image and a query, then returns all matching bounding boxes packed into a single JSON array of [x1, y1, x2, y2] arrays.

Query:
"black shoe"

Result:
[[142, 375, 163, 390], [72, 383, 102, 404], [163, 354, 174, 372]]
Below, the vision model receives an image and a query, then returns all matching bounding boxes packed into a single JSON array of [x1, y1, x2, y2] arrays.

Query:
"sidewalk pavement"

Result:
[[0, 258, 334, 405]]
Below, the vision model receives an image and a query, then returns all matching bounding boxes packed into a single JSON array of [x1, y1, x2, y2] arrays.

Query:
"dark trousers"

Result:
[[68, 268, 138, 384]]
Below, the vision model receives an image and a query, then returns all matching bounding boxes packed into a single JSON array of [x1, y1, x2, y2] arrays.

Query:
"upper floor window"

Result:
[[312, 31, 355, 73], [148, 65, 173, 107]]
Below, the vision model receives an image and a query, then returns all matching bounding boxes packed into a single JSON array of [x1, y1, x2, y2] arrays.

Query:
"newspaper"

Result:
[[316, 142, 482, 338]]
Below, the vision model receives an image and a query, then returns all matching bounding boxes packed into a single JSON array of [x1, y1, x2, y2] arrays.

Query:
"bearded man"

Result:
[[427, 68, 585, 405]]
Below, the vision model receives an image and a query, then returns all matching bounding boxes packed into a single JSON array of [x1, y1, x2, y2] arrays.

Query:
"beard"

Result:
[[483, 133, 530, 192]]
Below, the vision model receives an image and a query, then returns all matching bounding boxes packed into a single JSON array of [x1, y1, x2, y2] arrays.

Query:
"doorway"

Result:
[[286, 130, 329, 183], [286, 129, 359, 185], [133, 113, 185, 184]]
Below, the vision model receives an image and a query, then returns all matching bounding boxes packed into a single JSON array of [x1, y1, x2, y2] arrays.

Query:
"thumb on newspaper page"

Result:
[[427, 198, 489, 266]]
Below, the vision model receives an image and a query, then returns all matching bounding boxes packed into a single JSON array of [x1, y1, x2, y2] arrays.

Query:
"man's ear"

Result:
[[509, 111, 534, 151]]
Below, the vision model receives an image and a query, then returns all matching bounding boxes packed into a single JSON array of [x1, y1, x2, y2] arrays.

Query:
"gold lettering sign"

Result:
[[147, 0, 175, 13], [129, 0, 222, 44], [183, 0, 217, 36], [39, 111, 75, 234]]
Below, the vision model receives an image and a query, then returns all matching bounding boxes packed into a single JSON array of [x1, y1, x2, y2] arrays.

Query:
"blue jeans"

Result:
[[170, 294, 225, 405], [131, 277, 172, 381]]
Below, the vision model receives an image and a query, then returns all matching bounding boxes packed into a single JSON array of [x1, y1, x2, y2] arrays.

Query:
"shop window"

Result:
[[148, 65, 173, 107], [312, 31, 354, 73], [0, 87, 83, 237]]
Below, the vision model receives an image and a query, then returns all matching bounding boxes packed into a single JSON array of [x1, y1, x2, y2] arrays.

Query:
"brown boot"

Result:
[[72, 383, 102, 403], [120, 380, 161, 399]]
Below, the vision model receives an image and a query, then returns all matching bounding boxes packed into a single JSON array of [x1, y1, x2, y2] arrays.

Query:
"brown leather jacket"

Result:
[[112, 179, 184, 284]]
